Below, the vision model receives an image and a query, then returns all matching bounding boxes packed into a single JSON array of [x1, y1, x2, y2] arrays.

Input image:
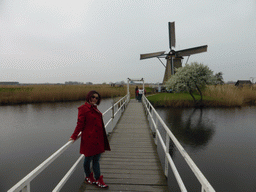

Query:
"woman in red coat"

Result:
[[69, 90, 110, 188]]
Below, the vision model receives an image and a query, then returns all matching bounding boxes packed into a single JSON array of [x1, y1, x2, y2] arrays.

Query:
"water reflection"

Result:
[[175, 108, 215, 148], [158, 108, 215, 153], [157, 106, 256, 192]]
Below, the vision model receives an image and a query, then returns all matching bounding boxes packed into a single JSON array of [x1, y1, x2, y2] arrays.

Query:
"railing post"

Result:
[[127, 78, 130, 96], [150, 109, 154, 132], [165, 134, 170, 177], [122, 100, 124, 113], [144, 99, 148, 116], [112, 101, 114, 132], [21, 184, 28, 192], [27, 183, 31, 192], [155, 116, 159, 146]]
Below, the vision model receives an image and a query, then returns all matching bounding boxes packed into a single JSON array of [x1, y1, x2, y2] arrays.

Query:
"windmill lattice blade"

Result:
[[175, 45, 208, 57], [140, 51, 165, 60], [169, 22, 176, 49]]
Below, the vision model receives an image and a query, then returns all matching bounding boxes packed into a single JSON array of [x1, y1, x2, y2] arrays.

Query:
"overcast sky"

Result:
[[1, 0, 255, 84]]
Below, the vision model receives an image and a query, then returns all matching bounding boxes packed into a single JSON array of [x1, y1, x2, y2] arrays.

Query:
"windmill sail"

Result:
[[140, 51, 165, 60], [169, 22, 176, 48], [175, 45, 208, 57], [140, 22, 208, 84]]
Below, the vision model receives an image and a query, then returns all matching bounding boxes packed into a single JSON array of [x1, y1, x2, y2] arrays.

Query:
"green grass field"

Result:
[[147, 92, 198, 101], [146, 86, 256, 108], [146, 92, 211, 107]]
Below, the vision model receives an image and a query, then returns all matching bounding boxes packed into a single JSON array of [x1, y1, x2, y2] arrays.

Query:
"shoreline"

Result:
[[147, 99, 256, 108]]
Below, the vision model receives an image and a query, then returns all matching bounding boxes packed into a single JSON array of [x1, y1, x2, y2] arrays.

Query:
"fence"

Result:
[[7, 94, 130, 192], [142, 95, 215, 192]]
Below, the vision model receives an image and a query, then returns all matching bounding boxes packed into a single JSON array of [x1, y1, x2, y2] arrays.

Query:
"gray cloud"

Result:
[[0, 0, 255, 84]]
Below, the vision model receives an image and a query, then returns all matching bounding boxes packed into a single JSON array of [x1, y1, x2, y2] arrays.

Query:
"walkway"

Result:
[[79, 99, 169, 192]]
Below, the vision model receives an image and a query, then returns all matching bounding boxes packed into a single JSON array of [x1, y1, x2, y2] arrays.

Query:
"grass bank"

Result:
[[0, 84, 143, 105], [147, 93, 217, 107], [147, 85, 256, 108]]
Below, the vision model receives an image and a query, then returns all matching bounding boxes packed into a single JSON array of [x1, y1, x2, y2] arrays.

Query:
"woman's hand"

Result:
[[68, 138, 75, 143]]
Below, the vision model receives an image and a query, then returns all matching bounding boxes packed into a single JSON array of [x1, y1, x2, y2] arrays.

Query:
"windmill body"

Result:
[[163, 56, 183, 83], [140, 22, 208, 84]]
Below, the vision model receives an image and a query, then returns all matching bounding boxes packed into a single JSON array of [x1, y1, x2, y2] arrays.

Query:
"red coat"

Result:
[[70, 102, 111, 157]]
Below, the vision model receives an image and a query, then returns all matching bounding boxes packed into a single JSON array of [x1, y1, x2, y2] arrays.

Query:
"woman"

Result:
[[69, 90, 111, 188], [135, 86, 138, 100]]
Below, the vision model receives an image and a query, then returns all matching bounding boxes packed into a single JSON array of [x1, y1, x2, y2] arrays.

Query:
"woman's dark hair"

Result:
[[86, 90, 101, 105]]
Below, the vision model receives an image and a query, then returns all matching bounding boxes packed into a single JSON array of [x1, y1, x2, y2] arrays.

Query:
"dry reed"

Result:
[[2, 84, 255, 107], [203, 84, 256, 107], [0, 84, 140, 105]]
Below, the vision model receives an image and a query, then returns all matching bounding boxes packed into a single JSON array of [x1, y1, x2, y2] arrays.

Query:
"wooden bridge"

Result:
[[8, 93, 215, 192], [79, 99, 169, 191]]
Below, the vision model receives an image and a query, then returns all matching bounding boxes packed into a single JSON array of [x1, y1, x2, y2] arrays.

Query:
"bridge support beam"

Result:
[[127, 77, 145, 96]]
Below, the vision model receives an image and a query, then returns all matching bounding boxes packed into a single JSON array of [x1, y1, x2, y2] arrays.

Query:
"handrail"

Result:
[[142, 95, 215, 192], [7, 94, 130, 192], [103, 95, 130, 130]]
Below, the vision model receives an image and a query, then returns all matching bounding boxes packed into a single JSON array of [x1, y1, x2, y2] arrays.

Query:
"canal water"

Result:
[[0, 99, 114, 192], [155, 107, 256, 192], [1, 100, 256, 191]]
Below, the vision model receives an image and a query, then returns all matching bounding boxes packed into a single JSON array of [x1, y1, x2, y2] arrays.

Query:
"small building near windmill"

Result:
[[235, 80, 252, 87]]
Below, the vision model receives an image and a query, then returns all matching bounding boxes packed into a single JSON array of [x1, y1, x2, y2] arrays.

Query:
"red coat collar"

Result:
[[84, 102, 101, 114]]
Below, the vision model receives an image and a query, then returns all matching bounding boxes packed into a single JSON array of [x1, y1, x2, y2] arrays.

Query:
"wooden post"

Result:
[[112, 101, 114, 132], [165, 134, 170, 177], [127, 78, 130, 96], [142, 78, 145, 96], [155, 117, 159, 146]]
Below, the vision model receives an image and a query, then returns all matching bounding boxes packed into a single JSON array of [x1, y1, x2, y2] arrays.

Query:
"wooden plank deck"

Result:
[[79, 99, 169, 192]]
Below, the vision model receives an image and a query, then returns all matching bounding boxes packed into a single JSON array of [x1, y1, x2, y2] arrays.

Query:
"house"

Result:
[[235, 80, 252, 87], [0, 81, 19, 85]]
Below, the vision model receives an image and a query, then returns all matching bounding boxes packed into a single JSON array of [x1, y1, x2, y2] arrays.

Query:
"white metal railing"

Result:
[[7, 94, 130, 192], [142, 95, 215, 192]]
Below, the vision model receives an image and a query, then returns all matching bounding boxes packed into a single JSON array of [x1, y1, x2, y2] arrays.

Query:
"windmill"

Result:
[[140, 22, 208, 83]]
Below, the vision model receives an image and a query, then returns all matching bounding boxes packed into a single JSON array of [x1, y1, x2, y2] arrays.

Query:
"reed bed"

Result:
[[147, 84, 256, 108], [0, 84, 139, 105], [2, 84, 255, 107], [203, 84, 256, 107]]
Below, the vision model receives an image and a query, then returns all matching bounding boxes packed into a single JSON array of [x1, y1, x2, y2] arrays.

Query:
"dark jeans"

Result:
[[84, 153, 101, 180], [138, 94, 142, 101]]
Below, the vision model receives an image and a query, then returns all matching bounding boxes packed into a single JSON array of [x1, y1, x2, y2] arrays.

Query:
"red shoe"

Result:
[[84, 172, 96, 184], [95, 175, 108, 188]]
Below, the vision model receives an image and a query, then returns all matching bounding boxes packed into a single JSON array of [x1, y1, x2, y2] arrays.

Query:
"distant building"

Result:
[[65, 81, 84, 85], [235, 80, 252, 87], [0, 81, 19, 85], [226, 81, 236, 85]]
